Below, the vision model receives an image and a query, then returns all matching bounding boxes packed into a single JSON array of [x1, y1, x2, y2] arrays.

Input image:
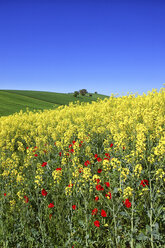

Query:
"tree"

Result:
[[89, 94, 92, 97], [94, 91, 98, 94], [73, 91, 79, 97], [79, 89, 88, 96]]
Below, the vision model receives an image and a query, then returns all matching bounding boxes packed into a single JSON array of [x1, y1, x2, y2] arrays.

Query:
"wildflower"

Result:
[[24, 196, 29, 203], [72, 140, 76, 144], [95, 196, 99, 201], [69, 148, 74, 153], [98, 169, 102, 173], [104, 158, 109, 161], [56, 168, 62, 171], [123, 199, 131, 208], [72, 205, 76, 210], [48, 202, 54, 208], [140, 179, 149, 187], [34, 154, 38, 157], [105, 153, 110, 158], [104, 182, 110, 187], [97, 157, 102, 162], [96, 178, 100, 184], [110, 143, 113, 147], [94, 154, 98, 158], [105, 191, 112, 199], [101, 209, 107, 217], [59, 152, 62, 156], [84, 160, 90, 166], [4, 193, 6, 196], [41, 189, 48, 197], [94, 220, 100, 227], [69, 144, 72, 148], [26, 147, 29, 149], [96, 185, 104, 191], [41, 162, 47, 167], [92, 208, 98, 215]]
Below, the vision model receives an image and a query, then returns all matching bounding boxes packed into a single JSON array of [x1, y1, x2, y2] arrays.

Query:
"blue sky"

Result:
[[0, 0, 164, 96]]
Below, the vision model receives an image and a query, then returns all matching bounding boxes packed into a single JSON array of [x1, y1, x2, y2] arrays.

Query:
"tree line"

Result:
[[73, 89, 98, 97]]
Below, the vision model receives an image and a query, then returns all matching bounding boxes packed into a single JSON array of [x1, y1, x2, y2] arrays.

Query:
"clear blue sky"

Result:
[[0, 0, 164, 96]]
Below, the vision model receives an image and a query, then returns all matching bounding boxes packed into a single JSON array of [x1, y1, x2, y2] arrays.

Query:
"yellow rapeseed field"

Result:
[[0, 88, 164, 247]]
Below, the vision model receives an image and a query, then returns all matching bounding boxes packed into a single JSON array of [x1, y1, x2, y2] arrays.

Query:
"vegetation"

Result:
[[0, 88, 164, 247], [0, 90, 108, 117]]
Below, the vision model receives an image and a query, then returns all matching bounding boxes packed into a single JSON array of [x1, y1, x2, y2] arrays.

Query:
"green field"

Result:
[[0, 90, 109, 117]]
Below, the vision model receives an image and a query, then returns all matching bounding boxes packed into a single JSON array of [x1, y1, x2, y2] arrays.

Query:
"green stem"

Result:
[[149, 176, 154, 248], [131, 194, 134, 248], [113, 204, 118, 246]]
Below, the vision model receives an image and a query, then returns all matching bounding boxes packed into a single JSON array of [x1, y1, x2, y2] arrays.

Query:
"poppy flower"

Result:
[[41, 162, 47, 167], [140, 179, 149, 187], [69, 148, 74, 153], [96, 185, 104, 191], [97, 169, 102, 173], [94, 154, 98, 158], [24, 196, 29, 203], [123, 199, 131, 208], [92, 208, 98, 215], [101, 209, 107, 217], [34, 154, 38, 157], [72, 140, 76, 144], [95, 196, 99, 201], [56, 168, 62, 171], [104, 158, 109, 161], [72, 205, 76, 210], [94, 220, 100, 227], [26, 147, 29, 149], [59, 152, 62, 156], [69, 144, 72, 148], [110, 143, 113, 147], [48, 202, 54, 208], [84, 160, 90, 166], [104, 182, 110, 187], [97, 157, 102, 162], [105, 153, 110, 158], [4, 193, 6, 196], [105, 191, 112, 199], [95, 178, 100, 184], [41, 189, 48, 197], [68, 184, 73, 187]]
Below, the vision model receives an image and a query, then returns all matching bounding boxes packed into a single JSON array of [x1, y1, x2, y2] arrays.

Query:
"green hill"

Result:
[[0, 90, 109, 117]]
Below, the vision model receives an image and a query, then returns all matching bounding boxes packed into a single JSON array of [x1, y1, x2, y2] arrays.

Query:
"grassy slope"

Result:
[[0, 90, 109, 117]]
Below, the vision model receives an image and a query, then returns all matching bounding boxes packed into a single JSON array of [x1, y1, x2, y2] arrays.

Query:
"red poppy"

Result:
[[110, 143, 113, 147], [96, 185, 104, 191], [59, 152, 62, 156], [41, 189, 48, 197], [34, 154, 38, 157], [104, 182, 110, 187], [92, 208, 98, 215], [69, 144, 72, 148], [84, 160, 90, 166], [41, 162, 47, 167], [95, 178, 100, 184], [68, 184, 73, 187], [94, 154, 98, 158], [97, 169, 102, 173], [94, 220, 100, 227], [48, 202, 54, 208], [24, 196, 29, 203], [26, 147, 29, 149], [97, 157, 102, 162], [101, 209, 107, 217], [105, 191, 112, 199], [140, 179, 149, 187], [72, 140, 76, 144], [123, 146, 125, 150], [56, 168, 62, 171], [105, 153, 110, 158], [95, 196, 99, 201], [72, 205, 76, 210], [69, 148, 74, 153], [123, 199, 131, 208], [4, 193, 6, 196]]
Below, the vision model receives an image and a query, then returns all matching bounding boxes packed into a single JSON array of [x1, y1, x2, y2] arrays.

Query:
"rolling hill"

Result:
[[0, 90, 109, 117]]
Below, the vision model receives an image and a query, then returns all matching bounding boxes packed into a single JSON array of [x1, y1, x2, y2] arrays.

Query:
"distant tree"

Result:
[[89, 94, 92, 97], [79, 89, 88, 96], [94, 91, 98, 94], [73, 91, 79, 97]]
